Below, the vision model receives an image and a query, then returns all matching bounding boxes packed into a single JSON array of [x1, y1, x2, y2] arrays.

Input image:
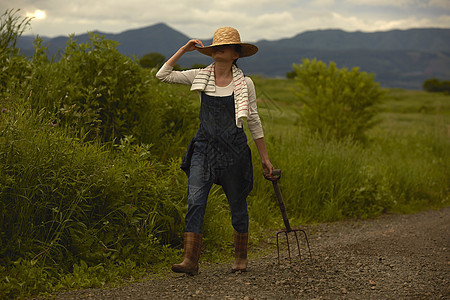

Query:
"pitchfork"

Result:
[[264, 169, 311, 263]]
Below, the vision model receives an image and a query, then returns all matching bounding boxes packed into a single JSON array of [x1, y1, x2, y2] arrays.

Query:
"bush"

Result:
[[292, 59, 385, 143], [23, 33, 198, 155], [139, 52, 166, 69], [423, 78, 450, 94], [45, 33, 158, 143], [0, 106, 186, 271]]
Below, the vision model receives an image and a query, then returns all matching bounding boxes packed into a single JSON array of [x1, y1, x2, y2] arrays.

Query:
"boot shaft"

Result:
[[234, 231, 248, 259], [184, 232, 202, 262], [171, 232, 202, 275]]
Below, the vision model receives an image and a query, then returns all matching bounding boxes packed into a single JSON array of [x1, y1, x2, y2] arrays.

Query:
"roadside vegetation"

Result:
[[1, 9, 448, 299]]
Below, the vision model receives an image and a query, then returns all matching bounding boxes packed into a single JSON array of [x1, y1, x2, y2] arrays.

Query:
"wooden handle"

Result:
[[263, 169, 281, 181], [272, 179, 292, 232]]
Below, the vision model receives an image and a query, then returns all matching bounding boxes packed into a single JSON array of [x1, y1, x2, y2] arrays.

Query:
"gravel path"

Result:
[[53, 207, 449, 299]]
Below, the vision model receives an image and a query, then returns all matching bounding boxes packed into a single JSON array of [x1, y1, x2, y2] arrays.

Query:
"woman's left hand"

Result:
[[262, 159, 275, 179]]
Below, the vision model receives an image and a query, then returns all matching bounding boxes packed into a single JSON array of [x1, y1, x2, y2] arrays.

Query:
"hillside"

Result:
[[18, 24, 450, 89]]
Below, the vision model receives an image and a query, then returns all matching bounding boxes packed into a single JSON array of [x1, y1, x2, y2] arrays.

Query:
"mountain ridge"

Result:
[[17, 23, 450, 89]]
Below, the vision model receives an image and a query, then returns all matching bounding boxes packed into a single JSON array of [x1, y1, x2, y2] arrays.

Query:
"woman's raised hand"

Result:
[[166, 39, 204, 67], [182, 39, 204, 52]]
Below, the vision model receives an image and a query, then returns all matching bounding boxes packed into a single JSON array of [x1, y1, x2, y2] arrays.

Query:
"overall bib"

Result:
[[181, 92, 253, 234]]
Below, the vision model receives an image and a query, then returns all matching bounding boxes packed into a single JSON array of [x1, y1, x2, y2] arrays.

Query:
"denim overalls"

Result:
[[181, 92, 253, 234]]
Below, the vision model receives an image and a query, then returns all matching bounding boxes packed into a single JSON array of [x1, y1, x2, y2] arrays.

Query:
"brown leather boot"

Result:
[[232, 231, 248, 272], [172, 232, 202, 275]]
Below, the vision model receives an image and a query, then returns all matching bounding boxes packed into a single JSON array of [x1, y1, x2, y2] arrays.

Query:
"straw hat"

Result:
[[195, 27, 258, 58]]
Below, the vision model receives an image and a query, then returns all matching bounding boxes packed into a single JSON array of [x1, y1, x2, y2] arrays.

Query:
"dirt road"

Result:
[[54, 207, 449, 299]]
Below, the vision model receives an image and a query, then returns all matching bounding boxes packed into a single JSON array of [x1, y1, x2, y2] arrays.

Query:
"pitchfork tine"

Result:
[[293, 231, 301, 259]]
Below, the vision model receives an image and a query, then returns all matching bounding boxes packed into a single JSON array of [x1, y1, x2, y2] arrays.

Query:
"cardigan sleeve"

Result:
[[245, 77, 264, 140], [155, 63, 199, 85]]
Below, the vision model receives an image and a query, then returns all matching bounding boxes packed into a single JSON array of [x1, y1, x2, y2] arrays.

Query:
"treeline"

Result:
[[423, 78, 450, 94]]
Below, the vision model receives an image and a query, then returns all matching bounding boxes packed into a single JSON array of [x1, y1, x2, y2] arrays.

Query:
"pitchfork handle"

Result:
[[272, 180, 292, 232], [264, 169, 293, 232]]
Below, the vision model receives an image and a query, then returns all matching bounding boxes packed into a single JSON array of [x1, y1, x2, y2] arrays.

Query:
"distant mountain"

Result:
[[18, 23, 190, 59], [18, 24, 450, 89], [257, 28, 450, 51]]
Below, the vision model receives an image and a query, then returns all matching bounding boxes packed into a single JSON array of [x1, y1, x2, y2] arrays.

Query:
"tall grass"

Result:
[[0, 102, 188, 297], [249, 130, 383, 224], [249, 79, 449, 228]]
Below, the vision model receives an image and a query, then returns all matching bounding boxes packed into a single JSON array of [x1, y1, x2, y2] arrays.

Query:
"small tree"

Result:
[[139, 52, 166, 69], [423, 78, 450, 94], [293, 59, 384, 143], [286, 69, 296, 79]]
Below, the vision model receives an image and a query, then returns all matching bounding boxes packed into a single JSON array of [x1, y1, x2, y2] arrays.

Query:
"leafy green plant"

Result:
[[23, 33, 198, 155], [0, 105, 186, 285], [139, 52, 166, 69], [0, 9, 31, 98], [51, 33, 155, 142], [292, 58, 385, 143]]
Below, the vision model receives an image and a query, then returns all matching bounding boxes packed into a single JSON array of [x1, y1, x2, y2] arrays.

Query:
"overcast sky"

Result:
[[2, 0, 450, 42]]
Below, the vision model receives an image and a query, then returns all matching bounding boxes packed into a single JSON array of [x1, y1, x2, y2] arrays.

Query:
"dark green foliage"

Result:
[[139, 52, 166, 69], [0, 99, 194, 298], [191, 63, 208, 69], [25, 33, 198, 153], [292, 58, 385, 143], [43, 33, 156, 143], [423, 78, 450, 94], [0, 107, 186, 298], [285, 70, 296, 79], [0, 9, 32, 97]]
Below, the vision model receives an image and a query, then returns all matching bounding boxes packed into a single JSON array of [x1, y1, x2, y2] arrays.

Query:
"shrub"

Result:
[[423, 78, 450, 94], [24, 33, 199, 155], [0, 106, 186, 271], [292, 59, 384, 143], [51, 33, 158, 143], [139, 52, 166, 69]]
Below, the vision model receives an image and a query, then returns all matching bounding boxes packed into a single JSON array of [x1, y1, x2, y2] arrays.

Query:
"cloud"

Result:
[[428, 0, 450, 9], [345, 0, 450, 10], [309, 0, 336, 7], [343, 0, 416, 7], [26, 9, 46, 20]]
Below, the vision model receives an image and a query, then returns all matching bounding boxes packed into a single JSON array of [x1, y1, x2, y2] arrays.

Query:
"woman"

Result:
[[156, 27, 274, 275]]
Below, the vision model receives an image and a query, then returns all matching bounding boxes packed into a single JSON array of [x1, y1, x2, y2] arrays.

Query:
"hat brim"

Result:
[[195, 43, 258, 58]]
